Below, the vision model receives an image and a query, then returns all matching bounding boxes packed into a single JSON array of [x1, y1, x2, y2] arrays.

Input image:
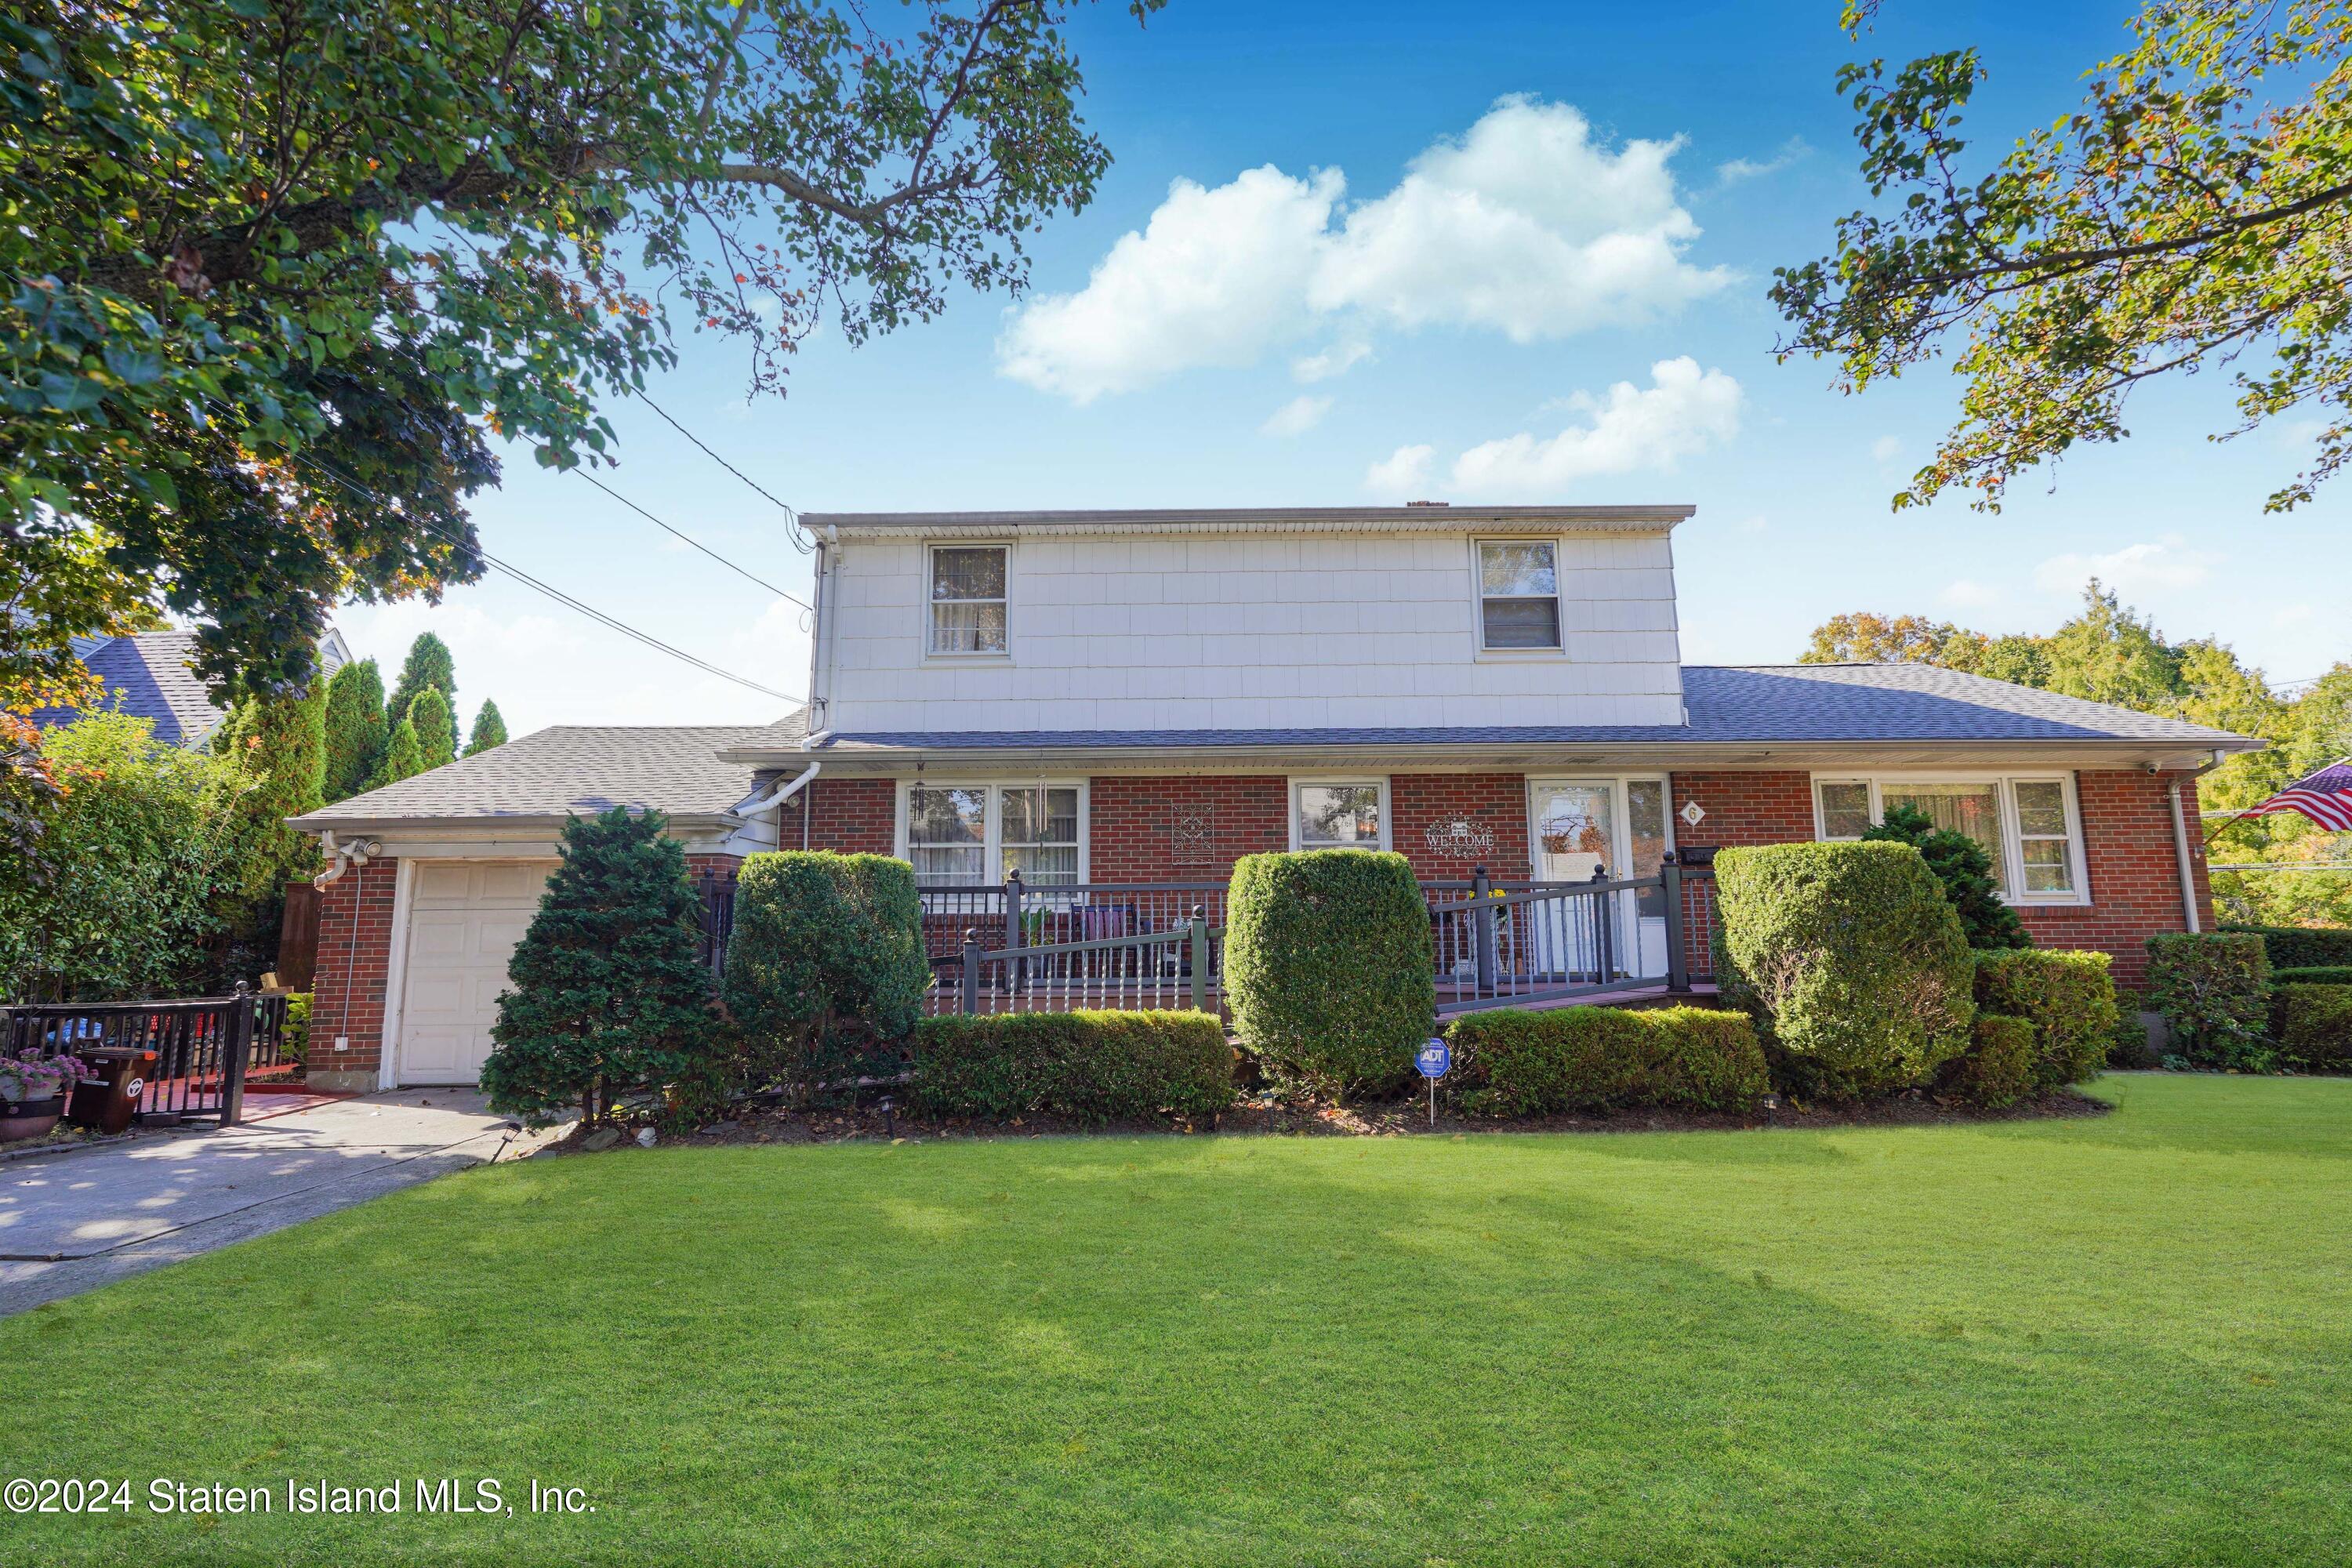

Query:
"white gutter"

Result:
[[312, 830, 383, 890], [738, 761, 820, 818]]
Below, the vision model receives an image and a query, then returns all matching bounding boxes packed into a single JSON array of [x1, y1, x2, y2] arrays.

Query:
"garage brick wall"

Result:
[[306, 857, 399, 1091]]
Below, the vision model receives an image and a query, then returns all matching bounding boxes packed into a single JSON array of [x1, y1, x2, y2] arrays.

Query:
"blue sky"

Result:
[[336, 1, 2352, 739]]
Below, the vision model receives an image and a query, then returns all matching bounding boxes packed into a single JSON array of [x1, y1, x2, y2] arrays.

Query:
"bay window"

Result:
[[902, 782, 1084, 886], [1812, 774, 2087, 903]]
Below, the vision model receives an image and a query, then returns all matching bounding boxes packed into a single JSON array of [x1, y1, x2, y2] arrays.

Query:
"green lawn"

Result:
[[8, 1075, 2352, 1566]]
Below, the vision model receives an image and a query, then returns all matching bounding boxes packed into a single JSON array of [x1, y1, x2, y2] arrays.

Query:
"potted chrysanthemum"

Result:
[[0, 1050, 89, 1142]]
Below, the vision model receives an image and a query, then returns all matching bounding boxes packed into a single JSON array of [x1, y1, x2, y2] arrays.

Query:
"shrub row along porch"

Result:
[[693, 860, 1719, 1016]]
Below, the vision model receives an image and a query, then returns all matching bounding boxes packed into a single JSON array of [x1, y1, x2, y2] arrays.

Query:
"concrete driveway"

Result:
[[0, 1090, 561, 1316]]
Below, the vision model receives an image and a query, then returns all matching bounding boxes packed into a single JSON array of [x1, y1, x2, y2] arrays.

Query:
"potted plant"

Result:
[[0, 1050, 89, 1143]]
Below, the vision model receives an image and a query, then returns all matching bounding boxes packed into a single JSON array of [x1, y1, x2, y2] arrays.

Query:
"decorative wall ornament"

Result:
[[1422, 818, 1496, 860], [1680, 800, 1707, 828], [1171, 809, 1217, 864]]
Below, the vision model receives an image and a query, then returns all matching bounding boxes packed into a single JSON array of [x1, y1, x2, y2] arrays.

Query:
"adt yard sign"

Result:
[[1417, 1041, 1450, 1078]]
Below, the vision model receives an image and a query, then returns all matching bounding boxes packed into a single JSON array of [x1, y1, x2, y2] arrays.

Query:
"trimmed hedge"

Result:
[[1942, 1014, 2037, 1109], [2273, 985, 2352, 1074], [1225, 850, 1436, 1097], [2276, 965, 2352, 987], [722, 851, 927, 1100], [2145, 931, 2272, 1072], [910, 1010, 1234, 1122], [2107, 986, 2161, 1070], [1713, 840, 1976, 1100], [1973, 949, 2118, 1088], [2220, 923, 2352, 971], [1445, 1005, 1767, 1116]]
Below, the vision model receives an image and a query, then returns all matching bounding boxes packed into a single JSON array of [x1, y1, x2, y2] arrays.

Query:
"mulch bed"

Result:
[[561, 1085, 2111, 1152]]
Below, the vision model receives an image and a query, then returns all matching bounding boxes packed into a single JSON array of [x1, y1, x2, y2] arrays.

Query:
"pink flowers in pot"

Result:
[[0, 1050, 88, 1105]]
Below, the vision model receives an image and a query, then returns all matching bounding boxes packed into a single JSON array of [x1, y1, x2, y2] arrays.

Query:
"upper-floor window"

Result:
[[1813, 774, 2087, 903], [929, 545, 1007, 656], [1476, 540, 1563, 651]]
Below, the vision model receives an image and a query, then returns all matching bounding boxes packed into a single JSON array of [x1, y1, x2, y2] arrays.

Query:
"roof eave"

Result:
[[811, 505, 1694, 540]]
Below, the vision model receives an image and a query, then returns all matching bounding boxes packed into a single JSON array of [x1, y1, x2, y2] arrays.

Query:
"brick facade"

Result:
[[800, 776, 896, 855], [1087, 775, 1289, 880], [1392, 773, 1534, 880], [306, 857, 399, 1092]]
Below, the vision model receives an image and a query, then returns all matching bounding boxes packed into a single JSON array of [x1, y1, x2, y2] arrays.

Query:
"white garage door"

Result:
[[397, 860, 556, 1084]]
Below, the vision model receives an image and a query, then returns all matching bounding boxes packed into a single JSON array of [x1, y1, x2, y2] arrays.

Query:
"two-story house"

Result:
[[292, 506, 2257, 1091]]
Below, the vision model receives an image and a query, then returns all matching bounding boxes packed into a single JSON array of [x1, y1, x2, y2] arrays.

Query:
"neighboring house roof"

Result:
[[31, 626, 354, 750], [787, 665, 2258, 753], [291, 715, 807, 829], [33, 629, 225, 748], [806, 504, 1694, 539]]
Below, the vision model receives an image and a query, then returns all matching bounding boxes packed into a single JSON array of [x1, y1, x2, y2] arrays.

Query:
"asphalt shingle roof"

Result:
[[33, 630, 225, 747], [292, 714, 806, 826]]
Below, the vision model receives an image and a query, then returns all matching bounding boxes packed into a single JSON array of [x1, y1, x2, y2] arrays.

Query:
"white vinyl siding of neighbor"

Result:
[[819, 531, 1685, 733]]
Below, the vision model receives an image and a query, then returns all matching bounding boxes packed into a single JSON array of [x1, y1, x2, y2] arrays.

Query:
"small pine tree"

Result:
[[1863, 804, 2032, 950], [407, 688, 456, 770], [370, 716, 426, 789], [464, 699, 508, 756], [321, 659, 387, 803], [384, 633, 459, 757], [480, 807, 715, 1126]]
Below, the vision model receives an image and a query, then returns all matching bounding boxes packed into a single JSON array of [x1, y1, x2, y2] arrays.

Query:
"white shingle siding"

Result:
[[822, 531, 1686, 733]]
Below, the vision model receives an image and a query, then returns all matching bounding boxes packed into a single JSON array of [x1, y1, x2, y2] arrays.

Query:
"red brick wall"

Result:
[[1088, 775, 1289, 880], [1665, 768, 2208, 987], [800, 777, 896, 854], [1392, 773, 1533, 879], [307, 858, 398, 1090]]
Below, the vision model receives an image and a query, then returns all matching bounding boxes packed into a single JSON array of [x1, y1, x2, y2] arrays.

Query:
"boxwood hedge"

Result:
[[1941, 1014, 2037, 1109], [2275, 965, 2352, 987], [1973, 949, 2118, 1088], [1224, 850, 1435, 1098], [1444, 1004, 1767, 1116], [2219, 924, 2352, 971], [910, 1010, 1234, 1122], [2145, 931, 2272, 1071], [2273, 984, 2352, 1074]]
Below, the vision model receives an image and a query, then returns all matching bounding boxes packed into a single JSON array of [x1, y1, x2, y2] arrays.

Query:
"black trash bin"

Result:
[[67, 1047, 155, 1135]]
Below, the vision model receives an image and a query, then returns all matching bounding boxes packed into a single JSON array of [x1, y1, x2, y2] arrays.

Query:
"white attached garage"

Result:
[[392, 860, 557, 1085]]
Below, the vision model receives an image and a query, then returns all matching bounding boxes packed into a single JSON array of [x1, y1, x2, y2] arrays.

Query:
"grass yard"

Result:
[[7, 1074, 2352, 1566]]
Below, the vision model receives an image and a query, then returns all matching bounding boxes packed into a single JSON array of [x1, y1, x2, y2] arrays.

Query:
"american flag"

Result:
[[2241, 759, 2352, 832]]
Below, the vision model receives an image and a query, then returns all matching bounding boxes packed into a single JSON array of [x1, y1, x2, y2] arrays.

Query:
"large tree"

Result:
[[2, 0, 1156, 723], [465, 699, 509, 757], [1775, 0, 2352, 513], [321, 656, 387, 803], [384, 633, 459, 759]]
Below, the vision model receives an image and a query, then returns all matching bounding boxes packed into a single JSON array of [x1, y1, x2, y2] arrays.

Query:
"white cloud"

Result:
[[1364, 444, 1436, 499], [1737, 514, 1769, 534], [998, 96, 1729, 400], [1715, 136, 1810, 186], [1259, 394, 1332, 438], [994, 166, 1342, 403], [1870, 434, 1904, 464], [1292, 339, 1373, 383], [1441, 358, 1744, 500], [2031, 537, 2218, 597], [1941, 579, 2000, 609]]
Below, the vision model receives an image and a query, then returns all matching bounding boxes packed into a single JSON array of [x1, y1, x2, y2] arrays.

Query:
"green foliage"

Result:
[[2220, 925, 2352, 971], [1713, 840, 1976, 1100], [2107, 986, 2161, 1069], [321, 658, 387, 804], [2146, 932, 2273, 1072], [1973, 949, 2118, 1088], [720, 852, 927, 1104], [909, 1011, 1234, 1123], [219, 680, 328, 898], [465, 700, 509, 757], [385, 636, 459, 760], [372, 718, 425, 790], [0, 713, 248, 1000], [1224, 851, 1436, 1098], [1864, 804, 2031, 950], [1777, 1, 2352, 516], [405, 689, 456, 771], [1446, 1006, 1768, 1117], [282, 992, 311, 1066], [1, 0, 1154, 749], [480, 808, 715, 1127], [2276, 965, 2352, 986], [2273, 985, 2352, 1073], [1942, 1014, 2038, 1109]]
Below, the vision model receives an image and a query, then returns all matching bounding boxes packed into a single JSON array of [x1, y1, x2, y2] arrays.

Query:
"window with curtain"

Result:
[[1000, 786, 1080, 885], [1881, 782, 2006, 889], [1816, 780, 1873, 840], [906, 786, 987, 884], [929, 546, 1007, 655], [1811, 775, 2088, 901], [1476, 540, 1563, 650], [1296, 782, 1383, 850]]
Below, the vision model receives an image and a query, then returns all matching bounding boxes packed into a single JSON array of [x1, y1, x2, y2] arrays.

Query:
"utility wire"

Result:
[[634, 389, 811, 553], [573, 468, 811, 610]]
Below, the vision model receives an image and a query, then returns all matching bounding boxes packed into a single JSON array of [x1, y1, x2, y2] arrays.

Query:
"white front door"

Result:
[[397, 860, 555, 1084], [1526, 779, 1672, 979]]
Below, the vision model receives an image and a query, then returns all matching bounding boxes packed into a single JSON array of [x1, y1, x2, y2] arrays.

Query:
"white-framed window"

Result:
[[1810, 773, 2089, 905], [1475, 539, 1563, 652], [927, 543, 1008, 656], [898, 780, 1087, 886], [1290, 778, 1390, 851]]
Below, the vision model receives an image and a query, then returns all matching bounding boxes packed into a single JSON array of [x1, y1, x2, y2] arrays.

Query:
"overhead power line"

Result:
[[573, 469, 811, 611], [634, 389, 811, 554]]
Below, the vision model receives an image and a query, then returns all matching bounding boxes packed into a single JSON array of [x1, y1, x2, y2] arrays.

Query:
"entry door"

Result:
[[397, 861, 555, 1084], [1526, 780, 1671, 978]]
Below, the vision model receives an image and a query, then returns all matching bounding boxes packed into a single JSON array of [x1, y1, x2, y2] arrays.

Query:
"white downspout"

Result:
[[312, 831, 382, 890], [2166, 750, 2227, 935], [739, 761, 819, 818]]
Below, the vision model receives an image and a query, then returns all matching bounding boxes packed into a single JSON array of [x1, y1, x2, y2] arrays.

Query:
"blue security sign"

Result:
[[1417, 1040, 1450, 1079]]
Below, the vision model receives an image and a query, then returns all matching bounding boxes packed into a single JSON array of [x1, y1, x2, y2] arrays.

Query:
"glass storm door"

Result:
[[1526, 779, 1670, 979]]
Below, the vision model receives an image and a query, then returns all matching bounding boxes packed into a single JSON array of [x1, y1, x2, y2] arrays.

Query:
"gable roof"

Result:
[[33, 630, 225, 748], [290, 713, 807, 829]]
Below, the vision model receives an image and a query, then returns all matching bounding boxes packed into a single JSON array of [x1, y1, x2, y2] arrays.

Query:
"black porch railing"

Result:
[[0, 988, 289, 1126], [692, 862, 1718, 1017]]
